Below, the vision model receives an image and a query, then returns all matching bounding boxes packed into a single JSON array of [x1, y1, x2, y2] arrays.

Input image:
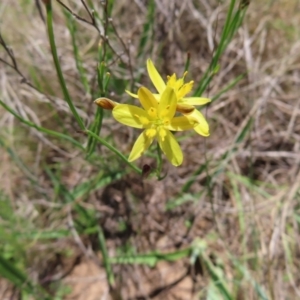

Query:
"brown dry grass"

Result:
[[1, 0, 300, 299]]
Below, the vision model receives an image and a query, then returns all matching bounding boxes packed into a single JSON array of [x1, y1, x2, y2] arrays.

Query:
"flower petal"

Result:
[[125, 90, 139, 99], [177, 81, 193, 99], [138, 87, 158, 111], [181, 97, 211, 106], [194, 123, 210, 136], [183, 109, 210, 136], [147, 59, 166, 94], [167, 74, 177, 87], [166, 116, 197, 131], [158, 87, 177, 119], [112, 104, 149, 128], [174, 78, 184, 90], [128, 130, 154, 162], [153, 93, 160, 102], [158, 130, 183, 166]]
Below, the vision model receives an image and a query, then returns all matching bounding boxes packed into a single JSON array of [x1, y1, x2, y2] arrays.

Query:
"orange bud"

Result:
[[176, 104, 194, 114], [94, 98, 117, 110]]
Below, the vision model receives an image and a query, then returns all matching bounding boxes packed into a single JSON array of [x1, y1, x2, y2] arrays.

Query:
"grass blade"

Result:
[[0, 99, 84, 150], [64, 10, 91, 95], [98, 226, 115, 286], [109, 248, 191, 267], [194, 0, 248, 96], [0, 255, 32, 293], [45, 0, 85, 130]]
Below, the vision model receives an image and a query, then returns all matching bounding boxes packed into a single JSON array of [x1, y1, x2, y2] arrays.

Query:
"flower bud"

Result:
[[94, 98, 117, 110]]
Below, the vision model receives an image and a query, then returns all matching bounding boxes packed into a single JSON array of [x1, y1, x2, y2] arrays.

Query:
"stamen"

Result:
[[134, 114, 149, 125], [159, 128, 167, 141], [148, 107, 157, 118], [164, 119, 170, 126], [146, 128, 156, 138]]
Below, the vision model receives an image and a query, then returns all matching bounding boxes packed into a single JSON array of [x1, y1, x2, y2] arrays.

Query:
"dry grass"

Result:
[[1, 0, 300, 299]]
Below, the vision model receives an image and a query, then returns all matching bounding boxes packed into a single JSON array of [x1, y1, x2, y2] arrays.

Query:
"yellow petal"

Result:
[[166, 116, 197, 131], [181, 97, 211, 106], [177, 81, 193, 99], [184, 109, 210, 136], [174, 78, 184, 90], [158, 130, 183, 166], [153, 93, 160, 102], [128, 130, 154, 162], [158, 87, 177, 119], [125, 90, 139, 99], [138, 87, 158, 111], [147, 59, 166, 94], [194, 123, 210, 136], [112, 104, 149, 128], [167, 74, 177, 87]]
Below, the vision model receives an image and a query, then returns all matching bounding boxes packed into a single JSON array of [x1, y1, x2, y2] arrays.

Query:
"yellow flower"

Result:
[[126, 59, 210, 137], [112, 86, 197, 166]]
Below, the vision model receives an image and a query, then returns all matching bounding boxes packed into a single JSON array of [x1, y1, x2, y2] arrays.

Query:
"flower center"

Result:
[[135, 98, 173, 139], [143, 106, 171, 138]]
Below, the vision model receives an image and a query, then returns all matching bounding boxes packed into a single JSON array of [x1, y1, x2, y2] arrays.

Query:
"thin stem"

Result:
[[56, 0, 127, 65], [0, 33, 38, 91], [184, 52, 191, 72], [85, 130, 142, 174], [156, 142, 163, 180], [109, 20, 134, 88], [56, 0, 94, 28], [0, 99, 84, 150], [80, 0, 96, 25], [97, 226, 115, 287], [35, 0, 45, 23], [45, 1, 85, 130]]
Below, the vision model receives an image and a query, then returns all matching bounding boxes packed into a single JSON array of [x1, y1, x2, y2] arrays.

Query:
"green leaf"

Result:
[[45, 1, 85, 130], [0, 255, 31, 292], [109, 248, 191, 267]]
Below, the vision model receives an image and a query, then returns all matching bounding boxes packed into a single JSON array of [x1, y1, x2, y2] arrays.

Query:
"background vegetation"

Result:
[[1, 0, 300, 299]]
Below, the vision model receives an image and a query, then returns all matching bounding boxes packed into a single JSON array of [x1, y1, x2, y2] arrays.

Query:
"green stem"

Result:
[[0, 99, 84, 150], [156, 142, 163, 179], [97, 226, 115, 286], [85, 130, 142, 174], [86, 106, 104, 157], [45, 1, 85, 130], [184, 52, 191, 72]]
